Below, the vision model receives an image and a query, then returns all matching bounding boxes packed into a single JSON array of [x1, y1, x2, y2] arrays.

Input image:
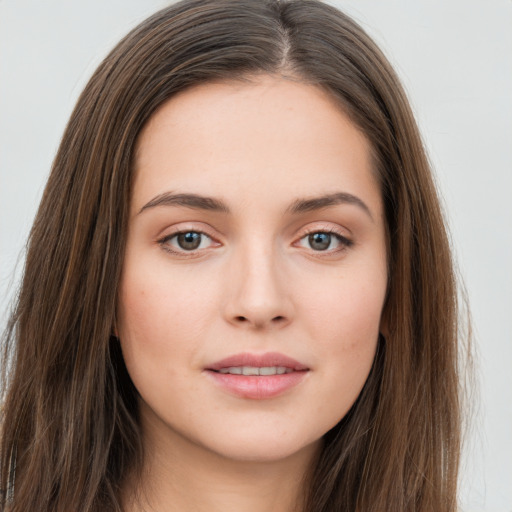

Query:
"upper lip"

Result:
[[206, 352, 309, 372]]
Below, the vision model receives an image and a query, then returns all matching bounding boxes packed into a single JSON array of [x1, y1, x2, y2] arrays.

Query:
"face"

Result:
[[117, 76, 388, 463]]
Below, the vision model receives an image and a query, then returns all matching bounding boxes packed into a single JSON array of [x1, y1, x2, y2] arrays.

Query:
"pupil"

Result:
[[309, 233, 330, 251], [177, 232, 201, 250]]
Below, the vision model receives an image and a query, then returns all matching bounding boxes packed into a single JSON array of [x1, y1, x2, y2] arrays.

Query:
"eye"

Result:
[[297, 231, 352, 252], [159, 230, 215, 253]]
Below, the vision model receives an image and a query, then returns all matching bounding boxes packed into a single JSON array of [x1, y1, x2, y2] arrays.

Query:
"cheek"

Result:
[[116, 263, 217, 386], [295, 264, 386, 413], [118, 262, 215, 337], [300, 269, 386, 346]]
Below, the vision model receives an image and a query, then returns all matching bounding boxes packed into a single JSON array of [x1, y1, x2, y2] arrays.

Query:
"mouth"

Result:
[[204, 352, 309, 399]]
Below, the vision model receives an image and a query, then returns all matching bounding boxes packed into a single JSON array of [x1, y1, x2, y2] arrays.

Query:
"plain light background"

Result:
[[1, 1, 511, 510]]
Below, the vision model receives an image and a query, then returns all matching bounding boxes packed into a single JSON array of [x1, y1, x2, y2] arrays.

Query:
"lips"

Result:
[[204, 352, 309, 399]]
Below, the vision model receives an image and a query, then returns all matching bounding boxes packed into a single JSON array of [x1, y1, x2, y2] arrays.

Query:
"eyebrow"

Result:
[[286, 192, 374, 221], [138, 192, 230, 214], [138, 190, 373, 220]]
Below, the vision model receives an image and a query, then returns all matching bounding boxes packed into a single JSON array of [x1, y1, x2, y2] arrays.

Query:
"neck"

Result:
[[122, 408, 320, 512]]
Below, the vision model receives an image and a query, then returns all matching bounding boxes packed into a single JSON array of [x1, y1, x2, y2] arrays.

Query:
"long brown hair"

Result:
[[1, 1, 464, 510]]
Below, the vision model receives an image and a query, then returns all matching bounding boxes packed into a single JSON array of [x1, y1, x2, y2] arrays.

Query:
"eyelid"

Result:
[[299, 220, 352, 239], [155, 221, 221, 243]]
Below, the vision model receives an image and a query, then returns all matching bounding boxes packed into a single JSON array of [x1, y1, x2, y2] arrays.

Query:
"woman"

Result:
[[1, 0, 464, 510]]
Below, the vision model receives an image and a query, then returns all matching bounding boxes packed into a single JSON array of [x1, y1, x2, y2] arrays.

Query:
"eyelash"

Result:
[[157, 228, 353, 257]]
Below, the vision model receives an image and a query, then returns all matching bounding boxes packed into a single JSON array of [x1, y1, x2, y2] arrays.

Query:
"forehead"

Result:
[[132, 75, 381, 216]]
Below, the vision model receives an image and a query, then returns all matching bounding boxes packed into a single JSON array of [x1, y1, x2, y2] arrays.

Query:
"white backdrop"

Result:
[[1, 1, 511, 510]]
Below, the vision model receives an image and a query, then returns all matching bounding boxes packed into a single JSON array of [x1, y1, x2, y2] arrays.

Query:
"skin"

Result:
[[117, 75, 388, 512]]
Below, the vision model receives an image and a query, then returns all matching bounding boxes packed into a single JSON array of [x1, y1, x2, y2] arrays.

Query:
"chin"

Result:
[[179, 416, 327, 465], [203, 434, 322, 464]]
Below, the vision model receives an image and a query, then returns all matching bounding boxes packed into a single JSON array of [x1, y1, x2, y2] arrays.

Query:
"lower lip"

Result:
[[205, 370, 308, 399]]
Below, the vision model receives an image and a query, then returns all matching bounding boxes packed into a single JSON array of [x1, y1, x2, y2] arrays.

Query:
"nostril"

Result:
[[231, 314, 287, 326]]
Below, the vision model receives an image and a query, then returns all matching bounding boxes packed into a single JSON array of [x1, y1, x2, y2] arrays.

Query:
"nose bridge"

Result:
[[224, 232, 291, 329]]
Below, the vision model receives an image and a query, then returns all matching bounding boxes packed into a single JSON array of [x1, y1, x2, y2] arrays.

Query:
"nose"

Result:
[[223, 242, 293, 330]]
